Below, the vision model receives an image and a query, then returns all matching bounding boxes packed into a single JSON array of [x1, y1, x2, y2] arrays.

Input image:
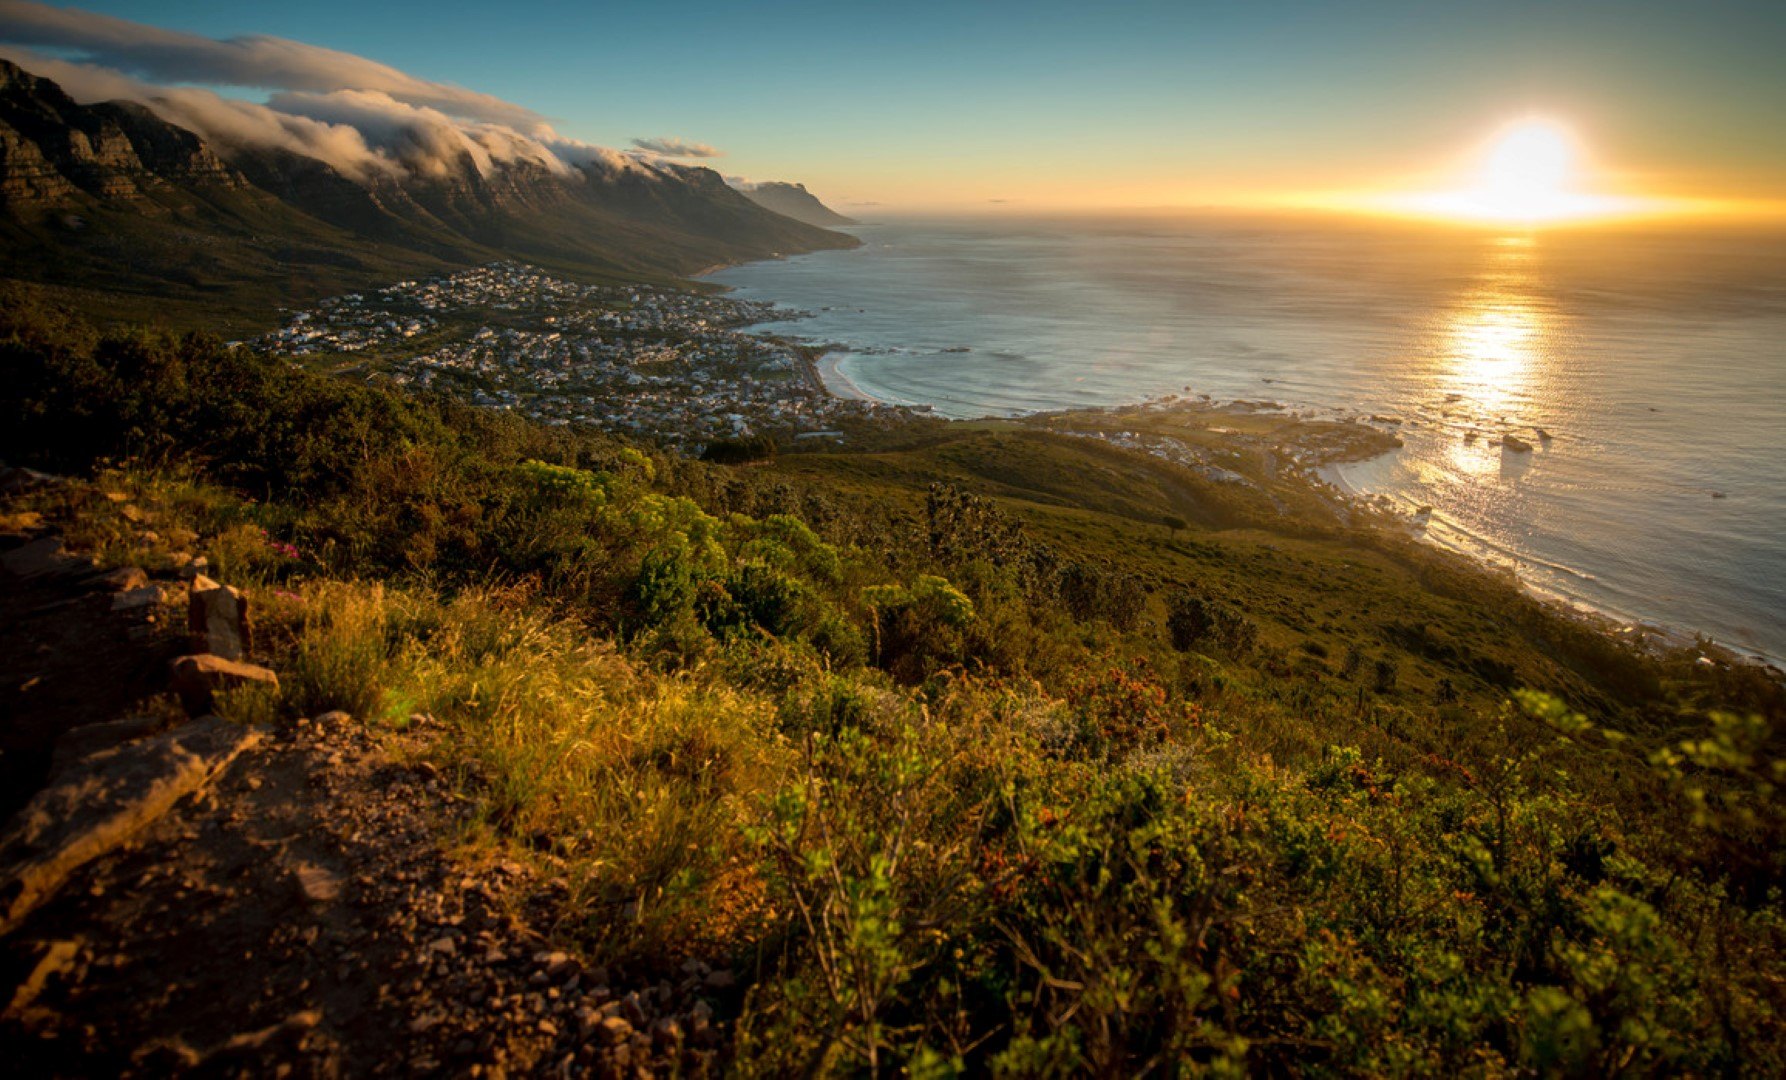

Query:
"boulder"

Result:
[[169, 654, 278, 717], [187, 574, 253, 660], [0, 715, 262, 935]]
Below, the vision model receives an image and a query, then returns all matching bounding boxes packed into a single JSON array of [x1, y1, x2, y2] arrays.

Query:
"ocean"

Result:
[[709, 215, 1786, 663]]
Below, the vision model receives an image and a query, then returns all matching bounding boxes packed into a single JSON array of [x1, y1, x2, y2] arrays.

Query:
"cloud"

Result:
[[630, 136, 722, 159], [0, 3, 662, 182], [270, 88, 569, 178], [1, 47, 399, 180], [0, 0, 543, 130]]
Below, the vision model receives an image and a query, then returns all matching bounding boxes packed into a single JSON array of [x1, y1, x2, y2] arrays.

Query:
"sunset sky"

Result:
[[5, 0, 1784, 215]]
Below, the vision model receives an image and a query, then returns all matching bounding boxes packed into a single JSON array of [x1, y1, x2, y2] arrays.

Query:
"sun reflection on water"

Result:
[[1436, 236, 1557, 478]]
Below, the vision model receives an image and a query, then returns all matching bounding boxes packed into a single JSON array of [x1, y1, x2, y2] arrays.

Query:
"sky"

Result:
[[3, 0, 1784, 214]]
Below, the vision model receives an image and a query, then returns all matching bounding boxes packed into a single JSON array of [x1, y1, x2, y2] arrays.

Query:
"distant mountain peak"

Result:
[[734, 180, 857, 228]]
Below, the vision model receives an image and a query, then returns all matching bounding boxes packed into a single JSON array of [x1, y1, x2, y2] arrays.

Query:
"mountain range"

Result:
[[0, 59, 856, 328]]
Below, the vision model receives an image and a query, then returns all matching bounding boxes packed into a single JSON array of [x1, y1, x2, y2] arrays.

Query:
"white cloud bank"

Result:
[[0, 1, 655, 181]]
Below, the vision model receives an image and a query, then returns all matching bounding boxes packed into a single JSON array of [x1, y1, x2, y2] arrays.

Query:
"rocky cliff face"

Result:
[[0, 59, 242, 206]]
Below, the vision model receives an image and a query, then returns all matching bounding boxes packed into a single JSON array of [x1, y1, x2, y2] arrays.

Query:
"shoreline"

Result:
[[693, 242, 1784, 678], [1317, 451, 1783, 672], [811, 349, 879, 402]]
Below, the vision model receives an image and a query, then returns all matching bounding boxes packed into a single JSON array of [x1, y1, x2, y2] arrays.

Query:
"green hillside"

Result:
[[2, 299, 1780, 1074]]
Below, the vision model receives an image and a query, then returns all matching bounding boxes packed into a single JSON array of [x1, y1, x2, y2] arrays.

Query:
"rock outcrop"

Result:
[[0, 715, 263, 935], [0, 58, 243, 207]]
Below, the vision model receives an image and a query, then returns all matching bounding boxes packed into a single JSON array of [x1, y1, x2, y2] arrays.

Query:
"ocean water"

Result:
[[709, 215, 1786, 663]]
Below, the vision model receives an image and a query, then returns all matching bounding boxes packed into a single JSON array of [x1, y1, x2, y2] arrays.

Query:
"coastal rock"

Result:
[[168, 654, 279, 716], [1500, 433, 1534, 453], [188, 574, 253, 660], [0, 715, 262, 935]]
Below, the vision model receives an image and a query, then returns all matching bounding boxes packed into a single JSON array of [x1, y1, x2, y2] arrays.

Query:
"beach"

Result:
[[711, 216, 1786, 664]]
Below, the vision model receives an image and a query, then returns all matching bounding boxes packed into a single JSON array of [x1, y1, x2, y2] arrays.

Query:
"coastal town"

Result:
[[247, 263, 921, 452]]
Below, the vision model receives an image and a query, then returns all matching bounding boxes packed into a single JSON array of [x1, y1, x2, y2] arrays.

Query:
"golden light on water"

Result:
[[1436, 237, 1552, 477]]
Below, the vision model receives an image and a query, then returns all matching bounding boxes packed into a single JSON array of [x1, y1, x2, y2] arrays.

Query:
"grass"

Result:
[[4, 309, 1782, 1073]]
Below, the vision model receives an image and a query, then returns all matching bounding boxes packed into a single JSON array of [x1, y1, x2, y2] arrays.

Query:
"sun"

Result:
[[1339, 117, 1669, 226], [1477, 120, 1576, 212]]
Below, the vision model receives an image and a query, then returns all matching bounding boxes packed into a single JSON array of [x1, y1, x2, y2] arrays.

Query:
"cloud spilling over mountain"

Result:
[[630, 136, 722, 159], [0, 1, 643, 181], [0, 0, 541, 128]]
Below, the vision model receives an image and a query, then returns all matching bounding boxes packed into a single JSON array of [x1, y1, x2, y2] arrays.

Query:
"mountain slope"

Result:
[[0, 59, 857, 327], [738, 180, 857, 227]]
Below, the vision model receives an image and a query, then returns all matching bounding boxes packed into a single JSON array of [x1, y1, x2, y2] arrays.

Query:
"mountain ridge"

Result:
[[0, 59, 855, 325]]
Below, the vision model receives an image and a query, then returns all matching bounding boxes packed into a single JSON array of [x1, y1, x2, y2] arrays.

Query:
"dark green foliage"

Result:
[[1166, 590, 1259, 655], [4, 300, 1783, 1073], [700, 434, 777, 465]]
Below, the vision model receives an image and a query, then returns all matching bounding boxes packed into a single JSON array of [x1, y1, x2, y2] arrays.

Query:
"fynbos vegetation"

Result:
[[2, 297, 1782, 1074]]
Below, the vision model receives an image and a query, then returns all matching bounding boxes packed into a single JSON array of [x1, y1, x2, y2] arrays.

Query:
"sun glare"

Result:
[[1479, 121, 1574, 208], [1389, 118, 1654, 224], [1307, 117, 1692, 226]]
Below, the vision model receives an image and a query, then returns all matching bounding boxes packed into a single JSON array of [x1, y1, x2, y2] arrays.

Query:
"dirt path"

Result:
[[0, 491, 729, 1077]]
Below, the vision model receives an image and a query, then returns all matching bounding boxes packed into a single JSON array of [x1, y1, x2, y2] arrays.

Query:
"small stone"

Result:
[[315, 710, 352, 726], [295, 864, 342, 903], [111, 584, 166, 612], [651, 1018, 684, 1050], [427, 936, 458, 957], [95, 566, 148, 592], [593, 1016, 632, 1046], [703, 969, 736, 990]]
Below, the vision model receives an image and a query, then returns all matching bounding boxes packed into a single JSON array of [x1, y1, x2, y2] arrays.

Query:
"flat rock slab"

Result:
[[49, 715, 169, 777], [0, 716, 263, 936], [3, 537, 93, 580]]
